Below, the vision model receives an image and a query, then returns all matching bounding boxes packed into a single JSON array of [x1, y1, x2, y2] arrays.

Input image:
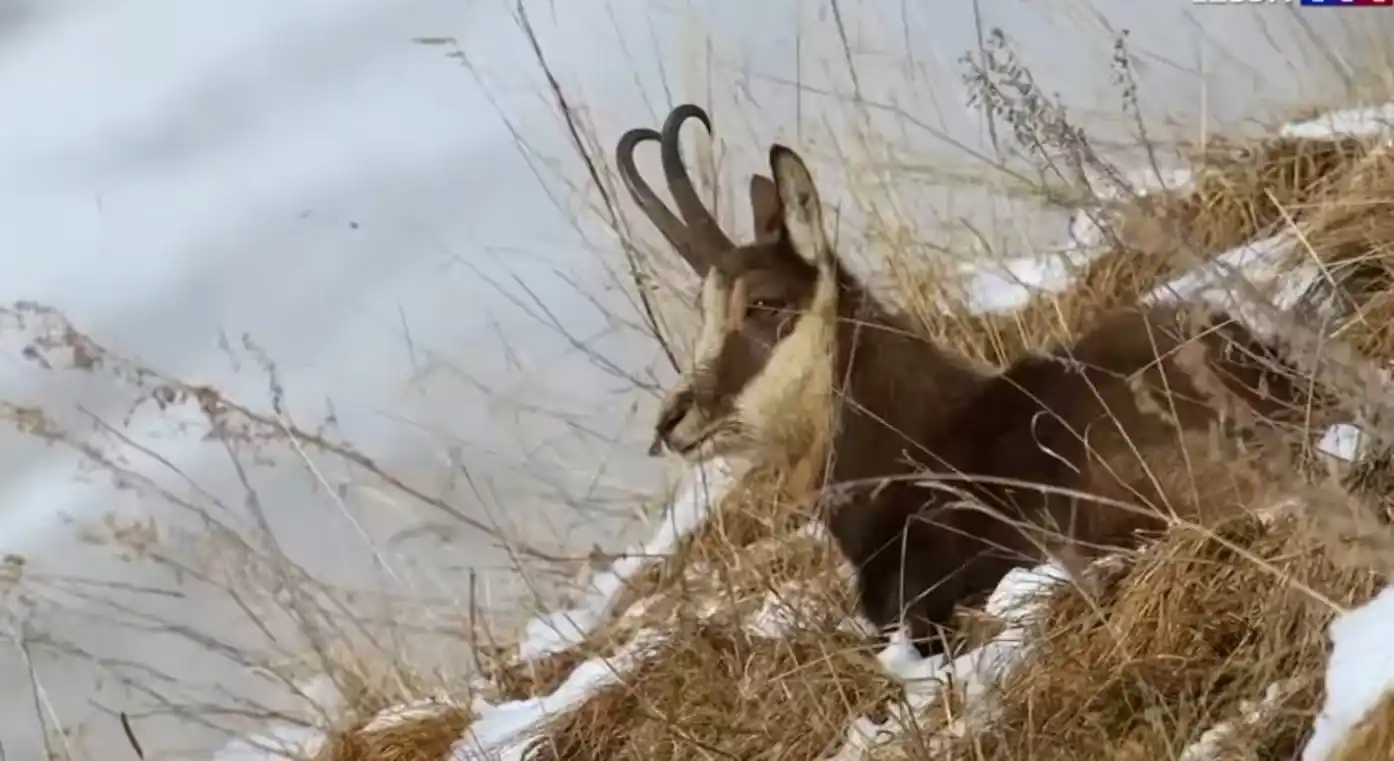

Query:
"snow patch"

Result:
[[362, 694, 467, 733], [1141, 233, 1299, 308], [1320, 424, 1365, 463], [831, 562, 1070, 759], [1180, 680, 1299, 761], [1302, 585, 1394, 761], [211, 676, 342, 761], [961, 164, 1201, 315], [451, 629, 669, 761], [958, 254, 1079, 314], [516, 459, 735, 661], [1068, 165, 1196, 250], [1281, 103, 1394, 140], [986, 563, 1069, 621], [442, 459, 734, 759]]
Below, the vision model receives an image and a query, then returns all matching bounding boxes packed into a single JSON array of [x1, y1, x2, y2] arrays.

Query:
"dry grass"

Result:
[[916, 513, 1383, 760], [473, 508, 1384, 761], [315, 702, 474, 761], [526, 621, 900, 761], [478, 464, 854, 704], [1331, 689, 1394, 761], [917, 134, 1394, 368]]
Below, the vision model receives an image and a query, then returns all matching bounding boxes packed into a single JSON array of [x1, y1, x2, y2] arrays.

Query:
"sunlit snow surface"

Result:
[[1281, 104, 1394, 139], [453, 461, 733, 761], [1302, 586, 1394, 761], [210, 677, 342, 760], [516, 461, 736, 661]]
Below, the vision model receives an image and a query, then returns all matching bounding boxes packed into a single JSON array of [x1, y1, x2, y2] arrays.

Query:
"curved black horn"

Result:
[[616, 126, 710, 274], [660, 104, 736, 254]]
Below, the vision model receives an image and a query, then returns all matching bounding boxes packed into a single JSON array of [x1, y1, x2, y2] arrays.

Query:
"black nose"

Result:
[[650, 388, 693, 456]]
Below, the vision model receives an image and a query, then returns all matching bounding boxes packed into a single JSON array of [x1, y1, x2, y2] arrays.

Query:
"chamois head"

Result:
[[617, 105, 847, 462]]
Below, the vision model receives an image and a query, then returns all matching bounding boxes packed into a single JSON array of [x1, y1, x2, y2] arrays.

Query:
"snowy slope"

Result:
[[1303, 586, 1394, 761]]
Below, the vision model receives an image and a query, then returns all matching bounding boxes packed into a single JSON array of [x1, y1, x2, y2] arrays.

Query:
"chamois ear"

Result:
[[769, 144, 834, 276], [748, 174, 783, 242]]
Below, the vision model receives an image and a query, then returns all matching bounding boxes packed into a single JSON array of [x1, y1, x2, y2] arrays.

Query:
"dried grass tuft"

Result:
[[1330, 689, 1394, 761], [315, 705, 474, 761], [917, 513, 1383, 760], [527, 619, 900, 761], [921, 134, 1394, 367]]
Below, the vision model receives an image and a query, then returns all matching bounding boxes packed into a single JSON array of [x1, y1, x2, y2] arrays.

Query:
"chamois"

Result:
[[617, 104, 1351, 656]]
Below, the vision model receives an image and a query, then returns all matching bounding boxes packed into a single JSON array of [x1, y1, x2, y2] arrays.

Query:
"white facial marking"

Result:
[[691, 269, 732, 373]]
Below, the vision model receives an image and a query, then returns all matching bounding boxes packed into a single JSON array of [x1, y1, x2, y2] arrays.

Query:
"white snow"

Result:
[[516, 459, 735, 661], [1067, 166, 1196, 250], [1321, 424, 1366, 463], [204, 459, 732, 760], [452, 629, 669, 761], [1302, 585, 1394, 761], [1140, 232, 1352, 349], [1281, 104, 1394, 140], [361, 695, 468, 733], [955, 165, 1200, 315], [828, 562, 1070, 759], [211, 676, 342, 761], [960, 228, 1328, 331], [960, 97, 1394, 319], [1179, 680, 1300, 761], [985, 563, 1071, 620], [1140, 233, 1297, 307], [958, 254, 1080, 314]]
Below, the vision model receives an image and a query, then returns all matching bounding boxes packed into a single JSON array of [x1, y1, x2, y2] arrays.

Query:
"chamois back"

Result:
[[827, 304, 1337, 654]]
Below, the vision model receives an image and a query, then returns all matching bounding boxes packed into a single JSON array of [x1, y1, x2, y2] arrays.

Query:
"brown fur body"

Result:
[[829, 305, 1330, 653], [617, 105, 1350, 658]]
